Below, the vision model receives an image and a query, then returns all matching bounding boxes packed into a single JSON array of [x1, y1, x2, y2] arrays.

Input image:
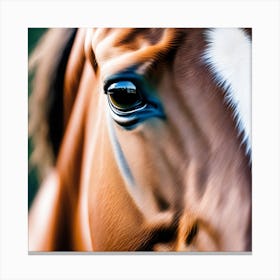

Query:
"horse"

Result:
[[28, 28, 252, 252]]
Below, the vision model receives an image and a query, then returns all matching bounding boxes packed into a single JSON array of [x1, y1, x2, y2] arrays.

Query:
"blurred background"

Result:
[[28, 28, 47, 209]]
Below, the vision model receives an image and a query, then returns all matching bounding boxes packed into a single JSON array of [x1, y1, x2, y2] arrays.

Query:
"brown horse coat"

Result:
[[29, 28, 251, 251]]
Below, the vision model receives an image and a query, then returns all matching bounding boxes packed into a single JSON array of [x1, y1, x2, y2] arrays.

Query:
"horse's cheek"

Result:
[[87, 170, 147, 251]]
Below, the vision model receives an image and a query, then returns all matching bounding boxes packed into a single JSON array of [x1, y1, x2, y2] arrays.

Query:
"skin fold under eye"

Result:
[[106, 81, 145, 112]]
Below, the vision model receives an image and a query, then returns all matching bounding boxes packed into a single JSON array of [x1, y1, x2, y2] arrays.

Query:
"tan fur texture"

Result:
[[29, 28, 251, 252]]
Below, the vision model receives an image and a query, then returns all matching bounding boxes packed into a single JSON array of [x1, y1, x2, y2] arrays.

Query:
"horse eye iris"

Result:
[[106, 81, 144, 111]]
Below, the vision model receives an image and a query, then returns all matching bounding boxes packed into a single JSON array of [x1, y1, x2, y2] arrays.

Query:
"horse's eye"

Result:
[[106, 81, 145, 112]]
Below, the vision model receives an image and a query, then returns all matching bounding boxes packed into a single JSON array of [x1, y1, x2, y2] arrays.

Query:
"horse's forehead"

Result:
[[85, 28, 181, 77], [91, 28, 165, 55]]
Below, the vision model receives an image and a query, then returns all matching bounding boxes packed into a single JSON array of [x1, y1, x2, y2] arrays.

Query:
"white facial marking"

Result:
[[203, 28, 251, 154]]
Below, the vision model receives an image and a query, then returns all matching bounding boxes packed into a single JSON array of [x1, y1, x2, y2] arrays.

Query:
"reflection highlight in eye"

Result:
[[106, 81, 145, 112]]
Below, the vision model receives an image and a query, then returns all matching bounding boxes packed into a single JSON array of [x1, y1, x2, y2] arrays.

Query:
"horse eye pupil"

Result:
[[106, 81, 143, 111], [109, 92, 140, 110]]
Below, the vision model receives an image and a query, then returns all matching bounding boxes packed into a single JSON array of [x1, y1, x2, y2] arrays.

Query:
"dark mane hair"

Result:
[[29, 28, 77, 178]]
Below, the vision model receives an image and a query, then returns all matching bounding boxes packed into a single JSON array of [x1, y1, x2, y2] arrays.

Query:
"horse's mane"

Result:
[[29, 28, 77, 178]]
